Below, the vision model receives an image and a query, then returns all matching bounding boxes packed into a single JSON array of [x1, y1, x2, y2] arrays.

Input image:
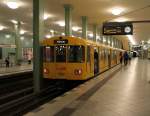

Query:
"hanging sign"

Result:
[[103, 22, 133, 35]]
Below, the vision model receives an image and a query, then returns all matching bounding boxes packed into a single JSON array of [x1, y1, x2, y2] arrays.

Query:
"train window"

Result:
[[43, 46, 54, 62], [56, 45, 66, 62], [67, 46, 85, 63], [87, 46, 90, 62]]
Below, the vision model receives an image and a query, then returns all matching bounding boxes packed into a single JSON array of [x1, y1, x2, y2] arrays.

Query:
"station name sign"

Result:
[[103, 22, 133, 35], [54, 39, 68, 44]]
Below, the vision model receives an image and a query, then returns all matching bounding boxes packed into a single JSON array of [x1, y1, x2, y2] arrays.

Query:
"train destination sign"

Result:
[[103, 22, 133, 35], [54, 39, 68, 44]]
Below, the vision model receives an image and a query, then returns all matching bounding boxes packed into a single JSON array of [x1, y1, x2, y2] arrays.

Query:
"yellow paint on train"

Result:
[[41, 36, 124, 80]]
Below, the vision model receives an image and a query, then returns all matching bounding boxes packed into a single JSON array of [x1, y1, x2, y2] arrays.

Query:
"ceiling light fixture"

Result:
[[61, 33, 65, 36], [56, 21, 65, 27], [20, 30, 26, 35], [45, 34, 52, 38], [11, 20, 18, 24], [0, 25, 5, 30], [44, 14, 49, 20], [5, 34, 11, 38], [78, 30, 82, 33], [111, 7, 124, 16], [103, 37, 106, 42], [50, 29, 54, 33], [20, 36, 24, 40], [88, 33, 93, 38], [72, 26, 81, 31], [6, 1, 19, 9], [114, 17, 128, 22]]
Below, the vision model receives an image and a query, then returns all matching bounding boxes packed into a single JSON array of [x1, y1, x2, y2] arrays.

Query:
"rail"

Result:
[[0, 72, 82, 115]]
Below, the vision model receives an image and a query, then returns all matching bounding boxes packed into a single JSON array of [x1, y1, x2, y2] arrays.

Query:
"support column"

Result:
[[106, 36, 108, 45], [118, 39, 120, 48], [116, 39, 118, 48], [15, 21, 21, 64], [104, 36, 106, 44], [108, 36, 110, 46], [82, 16, 88, 39], [93, 24, 97, 42], [110, 37, 113, 47], [101, 36, 103, 44], [102, 36, 104, 44], [33, 0, 44, 94], [64, 4, 72, 36], [114, 38, 116, 48], [112, 37, 114, 47]]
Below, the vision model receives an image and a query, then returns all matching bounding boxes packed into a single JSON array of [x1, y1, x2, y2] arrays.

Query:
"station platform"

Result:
[[0, 64, 32, 76], [25, 58, 150, 116]]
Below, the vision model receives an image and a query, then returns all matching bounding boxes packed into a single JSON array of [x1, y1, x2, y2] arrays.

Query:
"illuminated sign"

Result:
[[54, 39, 68, 44], [103, 22, 133, 35]]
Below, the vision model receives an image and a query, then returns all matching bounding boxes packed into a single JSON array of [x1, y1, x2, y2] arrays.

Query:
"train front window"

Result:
[[67, 46, 85, 63], [43, 46, 54, 62], [56, 45, 66, 62]]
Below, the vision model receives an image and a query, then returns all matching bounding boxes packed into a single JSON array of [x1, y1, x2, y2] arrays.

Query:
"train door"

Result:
[[94, 47, 99, 74], [86, 46, 92, 76], [108, 49, 111, 68], [114, 51, 117, 64], [105, 49, 108, 69]]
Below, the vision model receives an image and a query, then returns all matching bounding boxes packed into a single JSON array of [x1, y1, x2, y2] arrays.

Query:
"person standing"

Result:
[[5, 56, 10, 67], [27, 51, 32, 64]]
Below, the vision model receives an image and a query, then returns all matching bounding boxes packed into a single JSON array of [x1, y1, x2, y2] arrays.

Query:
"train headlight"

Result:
[[43, 68, 49, 74], [74, 69, 82, 75]]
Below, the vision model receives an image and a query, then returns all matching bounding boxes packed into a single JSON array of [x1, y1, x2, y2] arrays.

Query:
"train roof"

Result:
[[41, 36, 124, 51]]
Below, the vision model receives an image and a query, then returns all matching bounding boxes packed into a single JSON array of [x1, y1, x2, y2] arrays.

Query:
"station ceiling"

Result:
[[0, 0, 150, 44]]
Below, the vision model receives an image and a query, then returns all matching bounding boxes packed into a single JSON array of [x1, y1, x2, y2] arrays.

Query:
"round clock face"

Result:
[[124, 26, 131, 33]]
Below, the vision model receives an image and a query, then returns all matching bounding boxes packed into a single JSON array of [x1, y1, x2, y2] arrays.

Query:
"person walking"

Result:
[[123, 51, 129, 66], [119, 52, 123, 65], [128, 52, 132, 64]]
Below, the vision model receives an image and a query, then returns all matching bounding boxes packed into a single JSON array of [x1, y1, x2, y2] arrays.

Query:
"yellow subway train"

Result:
[[42, 36, 123, 80]]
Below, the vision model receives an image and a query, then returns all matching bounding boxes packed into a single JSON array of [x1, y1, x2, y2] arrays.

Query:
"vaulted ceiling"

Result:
[[0, 0, 150, 44]]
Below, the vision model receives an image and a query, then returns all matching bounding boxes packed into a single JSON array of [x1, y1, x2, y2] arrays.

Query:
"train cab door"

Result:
[[108, 49, 111, 68], [94, 47, 99, 75]]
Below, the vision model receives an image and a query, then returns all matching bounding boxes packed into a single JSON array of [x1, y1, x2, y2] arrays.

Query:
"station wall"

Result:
[[0, 33, 33, 60]]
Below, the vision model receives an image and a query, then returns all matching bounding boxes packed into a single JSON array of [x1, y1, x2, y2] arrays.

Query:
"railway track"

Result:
[[0, 72, 82, 116], [0, 72, 33, 115]]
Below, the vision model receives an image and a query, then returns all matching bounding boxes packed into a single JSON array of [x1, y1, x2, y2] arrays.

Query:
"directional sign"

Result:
[[103, 22, 133, 35]]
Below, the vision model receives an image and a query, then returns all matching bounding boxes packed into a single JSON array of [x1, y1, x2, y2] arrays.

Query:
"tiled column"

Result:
[[15, 21, 21, 64], [33, 0, 44, 93], [93, 24, 97, 42], [64, 4, 72, 36], [82, 16, 88, 39]]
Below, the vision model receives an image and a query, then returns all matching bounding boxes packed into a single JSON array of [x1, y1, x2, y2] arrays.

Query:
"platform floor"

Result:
[[0, 64, 32, 76], [25, 58, 150, 116]]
